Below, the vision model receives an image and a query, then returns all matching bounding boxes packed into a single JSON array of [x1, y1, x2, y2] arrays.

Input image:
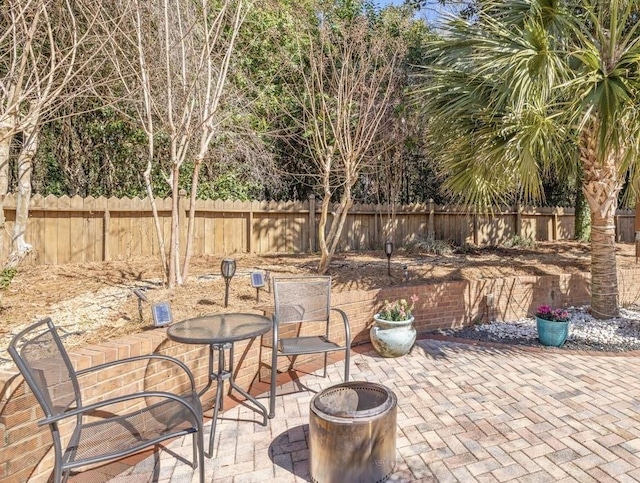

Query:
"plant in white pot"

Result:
[[370, 295, 419, 357], [535, 305, 570, 347]]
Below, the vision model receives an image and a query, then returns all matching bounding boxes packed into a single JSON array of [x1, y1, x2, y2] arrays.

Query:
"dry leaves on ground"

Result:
[[0, 241, 634, 368]]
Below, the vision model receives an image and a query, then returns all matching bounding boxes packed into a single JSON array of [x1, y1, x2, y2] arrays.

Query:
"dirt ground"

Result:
[[1, 241, 636, 367]]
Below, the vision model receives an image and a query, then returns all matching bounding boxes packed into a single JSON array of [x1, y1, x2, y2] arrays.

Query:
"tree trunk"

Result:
[[317, 195, 332, 274], [588, 206, 618, 318], [181, 155, 203, 282], [580, 125, 622, 319], [317, 148, 333, 274], [0, 124, 12, 196], [317, 187, 354, 274], [7, 121, 38, 269], [0, 123, 14, 265], [143, 162, 169, 286], [574, 163, 590, 242], [168, 165, 181, 288]]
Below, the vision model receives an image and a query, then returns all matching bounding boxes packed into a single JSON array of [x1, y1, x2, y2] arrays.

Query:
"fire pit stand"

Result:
[[309, 381, 397, 483]]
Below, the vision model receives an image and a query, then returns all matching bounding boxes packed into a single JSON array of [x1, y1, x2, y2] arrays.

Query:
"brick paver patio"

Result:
[[74, 338, 640, 482]]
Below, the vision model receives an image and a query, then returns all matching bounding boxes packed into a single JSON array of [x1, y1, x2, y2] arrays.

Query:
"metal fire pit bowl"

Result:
[[309, 381, 397, 483]]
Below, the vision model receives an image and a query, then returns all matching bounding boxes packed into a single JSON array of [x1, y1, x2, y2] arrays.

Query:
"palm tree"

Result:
[[415, 0, 640, 318]]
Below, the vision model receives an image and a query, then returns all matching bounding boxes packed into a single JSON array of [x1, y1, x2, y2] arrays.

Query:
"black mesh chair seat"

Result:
[[65, 395, 201, 463], [269, 276, 350, 418], [8, 318, 205, 483]]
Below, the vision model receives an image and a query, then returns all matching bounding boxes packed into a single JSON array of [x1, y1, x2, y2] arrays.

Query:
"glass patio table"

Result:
[[167, 313, 271, 457]]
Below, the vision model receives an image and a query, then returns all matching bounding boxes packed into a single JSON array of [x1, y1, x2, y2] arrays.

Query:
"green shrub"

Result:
[[502, 235, 536, 249], [0, 268, 17, 289], [405, 235, 452, 255]]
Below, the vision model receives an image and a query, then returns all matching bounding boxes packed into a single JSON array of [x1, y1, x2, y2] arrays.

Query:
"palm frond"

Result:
[[414, 0, 640, 206]]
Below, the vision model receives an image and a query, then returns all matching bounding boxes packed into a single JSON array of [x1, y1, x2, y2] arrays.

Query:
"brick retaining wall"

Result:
[[2, 267, 639, 482]]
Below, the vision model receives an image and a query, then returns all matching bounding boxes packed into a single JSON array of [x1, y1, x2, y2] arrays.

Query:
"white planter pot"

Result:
[[370, 314, 416, 358]]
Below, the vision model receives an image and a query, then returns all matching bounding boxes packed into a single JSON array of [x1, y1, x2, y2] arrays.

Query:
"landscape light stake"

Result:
[[132, 288, 148, 322], [221, 259, 237, 308], [384, 241, 394, 277]]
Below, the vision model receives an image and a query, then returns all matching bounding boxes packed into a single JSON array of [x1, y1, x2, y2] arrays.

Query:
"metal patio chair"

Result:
[[8, 318, 205, 483], [269, 276, 350, 418]]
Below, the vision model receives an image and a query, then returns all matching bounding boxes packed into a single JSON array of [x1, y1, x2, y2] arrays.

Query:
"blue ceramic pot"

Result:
[[370, 314, 416, 357], [536, 316, 569, 347]]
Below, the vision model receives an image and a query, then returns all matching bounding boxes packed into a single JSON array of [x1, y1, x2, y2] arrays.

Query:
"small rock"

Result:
[[435, 305, 640, 352]]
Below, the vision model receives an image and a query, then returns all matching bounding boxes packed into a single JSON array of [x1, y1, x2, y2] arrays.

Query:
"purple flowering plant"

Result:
[[535, 305, 570, 322], [378, 294, 419, 321]]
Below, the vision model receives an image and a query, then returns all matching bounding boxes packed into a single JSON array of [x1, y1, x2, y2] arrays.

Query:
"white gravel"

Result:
[[437, 305, 640, 352]]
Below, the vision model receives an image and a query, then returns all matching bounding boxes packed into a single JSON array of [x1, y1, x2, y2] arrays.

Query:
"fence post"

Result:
[[103, 210, 110, 261], [473, 206, 479, 246], [308, 194, 316, 253], [516, 201, 522, 237], [248, 203, 254, 253], [428, 199, 435, 238]]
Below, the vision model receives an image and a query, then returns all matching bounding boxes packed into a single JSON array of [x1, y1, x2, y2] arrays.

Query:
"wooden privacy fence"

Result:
[[0, 194, 635, 265]]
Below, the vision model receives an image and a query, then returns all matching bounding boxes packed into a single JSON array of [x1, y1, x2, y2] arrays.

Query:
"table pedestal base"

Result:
[[206, 342, 268, 457]]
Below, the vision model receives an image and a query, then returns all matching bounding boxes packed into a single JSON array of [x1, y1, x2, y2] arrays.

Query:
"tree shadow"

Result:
[[268, 424, 311, 482]]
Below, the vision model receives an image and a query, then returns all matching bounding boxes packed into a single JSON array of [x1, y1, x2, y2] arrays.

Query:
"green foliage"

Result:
[[415, 0, 640, 208], [234, 2, 309, 119], [197, 172, 262, 201], [405, 235, 452, 255], [378, 294, 419, 321], [0, 268, 17, 289], [501, 235, 536, 249], [16, 0, 441, 207], [35, 105, 271, 201], [34, 106, 153, 198]]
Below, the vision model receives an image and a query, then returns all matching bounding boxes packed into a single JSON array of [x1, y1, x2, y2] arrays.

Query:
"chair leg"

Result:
[[323, 353, 328, 378], [192, 432, 198, 468], [269, 349, 277, 419], [197, 430, 205, 482], [344, 346, 350, 382]]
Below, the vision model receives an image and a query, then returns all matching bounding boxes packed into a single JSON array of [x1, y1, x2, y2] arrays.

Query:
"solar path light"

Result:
[[384, 241, 394, 277], [221, 258, 237, 307], [250, 271, 265, 302]]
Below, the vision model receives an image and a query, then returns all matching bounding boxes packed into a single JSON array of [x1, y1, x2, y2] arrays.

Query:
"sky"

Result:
[[375, 0, 448, 24]]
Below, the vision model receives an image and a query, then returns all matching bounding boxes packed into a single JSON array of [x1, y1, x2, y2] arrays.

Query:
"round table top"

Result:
[[167, 313, 271, 345]]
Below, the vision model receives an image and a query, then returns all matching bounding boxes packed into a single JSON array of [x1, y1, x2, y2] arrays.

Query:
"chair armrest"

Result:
[[75, 354, 197, 392], [39, 390, 202, 427], [330, 308, 351, 346]]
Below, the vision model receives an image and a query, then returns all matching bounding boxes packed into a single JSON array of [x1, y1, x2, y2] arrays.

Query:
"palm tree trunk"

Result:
[[580, 125, 622, 319], [574, 163, 590, 242], [588, 207, 618, 318]]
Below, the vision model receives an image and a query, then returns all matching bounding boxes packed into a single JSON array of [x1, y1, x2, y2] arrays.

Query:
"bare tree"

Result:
[[0, 0, 111, 268], [293, 16, 406, 273], [105, 0, 253, 287]]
